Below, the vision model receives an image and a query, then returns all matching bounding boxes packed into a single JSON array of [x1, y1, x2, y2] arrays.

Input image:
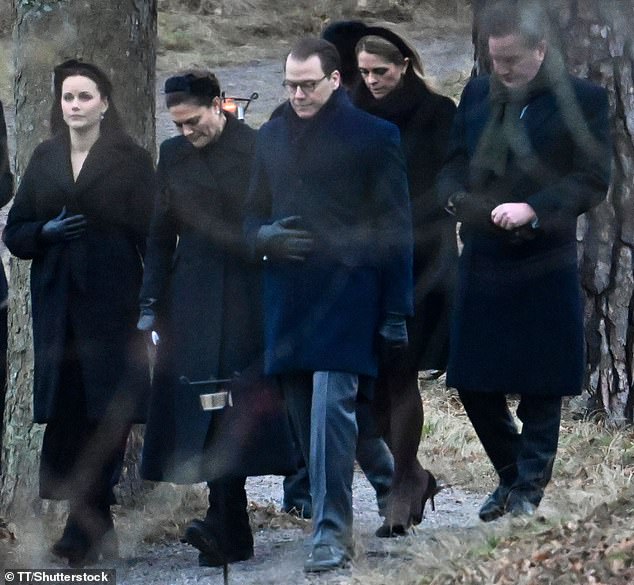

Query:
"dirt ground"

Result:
[[5, 469, 484, 584]]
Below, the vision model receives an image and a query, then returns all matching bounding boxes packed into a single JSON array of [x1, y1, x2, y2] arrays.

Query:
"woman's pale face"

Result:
[[168, 99, 225, 148], [357, 51, 408, 100], [61, 75, 108, 132]]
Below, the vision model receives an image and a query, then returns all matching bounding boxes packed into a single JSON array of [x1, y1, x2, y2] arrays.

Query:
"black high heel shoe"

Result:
[[375, 469, 441, 538], [410, 469, 441, 525]]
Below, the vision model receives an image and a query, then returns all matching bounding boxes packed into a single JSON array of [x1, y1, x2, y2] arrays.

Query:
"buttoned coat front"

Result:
[[436, 75, 612, 396], [244, 90, 414, 378], [3, 131, 154, 422]]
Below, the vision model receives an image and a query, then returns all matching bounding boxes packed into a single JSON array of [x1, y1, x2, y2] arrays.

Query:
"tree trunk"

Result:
[[0, 0, 157, 519], [472, 0, 634, 423]]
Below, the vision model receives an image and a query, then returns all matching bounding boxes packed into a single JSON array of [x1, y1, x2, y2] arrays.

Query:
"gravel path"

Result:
[[110, 480, 483, 585], [6, 472, 483, 584]]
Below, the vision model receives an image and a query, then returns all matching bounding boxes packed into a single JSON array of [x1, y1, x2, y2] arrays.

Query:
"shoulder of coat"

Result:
[[223, 117, 257, 155], [570, 75, 607, 104]]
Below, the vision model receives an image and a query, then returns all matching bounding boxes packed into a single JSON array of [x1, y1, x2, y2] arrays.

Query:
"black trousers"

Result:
[[458, 391, 562, 504]]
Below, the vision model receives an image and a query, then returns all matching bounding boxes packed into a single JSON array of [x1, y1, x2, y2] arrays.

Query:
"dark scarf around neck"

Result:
[[353, 73, 431, 130], [470, 52, 555, 187], [284, 87, 347, 143]]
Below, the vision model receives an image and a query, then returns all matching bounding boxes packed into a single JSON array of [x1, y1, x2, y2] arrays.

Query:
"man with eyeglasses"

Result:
[[244, 37, 413, 572]]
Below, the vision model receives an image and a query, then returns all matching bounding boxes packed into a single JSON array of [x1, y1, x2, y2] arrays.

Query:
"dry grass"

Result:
[[157, 7, 310, 74], [420, 378, 634, 502], [88, 383, 632, 584], [339, 381, 634, 584]]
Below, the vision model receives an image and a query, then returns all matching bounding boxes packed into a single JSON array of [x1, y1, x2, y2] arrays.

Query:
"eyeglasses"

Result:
[[282, 75, 328, 94]]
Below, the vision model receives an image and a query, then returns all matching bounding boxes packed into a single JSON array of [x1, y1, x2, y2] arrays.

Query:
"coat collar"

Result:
[[47, 131, 138, 195], [163, 115, 253, 191], [281, 87, 351, 140], [168, 114, 251, 163]]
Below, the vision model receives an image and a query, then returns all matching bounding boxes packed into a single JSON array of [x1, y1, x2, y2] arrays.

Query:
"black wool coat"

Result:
[[3, 131, 154, 422], [354, 78, 458, 370], [436, 74, 612, 396], [140, 117, 293, 483]]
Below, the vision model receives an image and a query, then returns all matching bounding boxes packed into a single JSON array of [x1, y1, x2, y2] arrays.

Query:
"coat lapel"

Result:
[[167, 116, 250, 192], [46, 133, 76, 197], [73, 135, 128, 195]]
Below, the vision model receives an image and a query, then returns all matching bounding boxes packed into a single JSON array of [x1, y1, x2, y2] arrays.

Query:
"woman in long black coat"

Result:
[[138, 71, 293, 568], [3, 60, 153, 565], [352, 28, 458, 536]]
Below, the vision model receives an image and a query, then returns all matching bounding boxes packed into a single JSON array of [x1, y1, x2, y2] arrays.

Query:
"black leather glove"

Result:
[[39, 207, 87, 243], [378, 312, 409, 357], [256, 215, 314, 261], [446, 191, 498, 227], [137, 298, 158, 331]]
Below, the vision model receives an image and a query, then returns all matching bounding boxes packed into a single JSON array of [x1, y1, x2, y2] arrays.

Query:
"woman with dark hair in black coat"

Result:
[[3, 60, 154, 565], [352, 27, 458, 536], [137, 70, 294, 568]]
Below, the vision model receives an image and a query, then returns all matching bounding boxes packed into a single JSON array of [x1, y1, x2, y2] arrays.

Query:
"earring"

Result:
[[216, 109, 221, 115], [100, 112, 105, 120]]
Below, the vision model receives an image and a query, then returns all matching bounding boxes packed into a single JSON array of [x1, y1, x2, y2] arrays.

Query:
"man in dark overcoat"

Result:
[[436, 0, 611, 521], [244, 37, 413, 571]]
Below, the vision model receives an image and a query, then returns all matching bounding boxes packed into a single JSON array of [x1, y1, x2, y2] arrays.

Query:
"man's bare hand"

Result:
[[491, 203, 536, 230]]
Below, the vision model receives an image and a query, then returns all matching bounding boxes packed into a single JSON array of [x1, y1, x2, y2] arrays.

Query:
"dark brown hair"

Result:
[[164, 70, 221, 108], [50, 59, 124, 137], [287, 37, 341, 77]]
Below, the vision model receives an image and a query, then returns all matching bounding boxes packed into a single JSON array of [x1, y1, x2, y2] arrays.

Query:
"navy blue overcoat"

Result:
[[437, 75, 611, 396], [244, 89, 413, 378]]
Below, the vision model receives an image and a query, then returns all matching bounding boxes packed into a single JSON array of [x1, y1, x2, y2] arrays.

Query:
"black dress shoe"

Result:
[[478, 485, 511, 522], [304, 544, 350, 573], [183, 519, 253, 567], [506, 492, 537, 518]]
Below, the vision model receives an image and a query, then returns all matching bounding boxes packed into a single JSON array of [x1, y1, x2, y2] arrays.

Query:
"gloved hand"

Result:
[[256, 215, 314, 261], [40, 206, 87, 243], [137, 298, 158, 332], [445, 191, 498, 227], [378, 312, 409, 357]]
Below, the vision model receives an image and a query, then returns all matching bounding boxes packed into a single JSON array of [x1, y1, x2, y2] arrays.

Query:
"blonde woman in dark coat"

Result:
[[352, 27, 458, 536]]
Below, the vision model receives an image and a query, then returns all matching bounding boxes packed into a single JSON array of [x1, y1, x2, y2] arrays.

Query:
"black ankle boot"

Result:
[[182, 519, 253, 567], [51, 514, 92, 566], [54, 504, 119, 566]]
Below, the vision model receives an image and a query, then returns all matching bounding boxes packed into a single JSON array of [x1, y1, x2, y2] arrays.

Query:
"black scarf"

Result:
[[352, 74, 432, 131], [284, 87, 347, 144], [470, 54, 555, 189]]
